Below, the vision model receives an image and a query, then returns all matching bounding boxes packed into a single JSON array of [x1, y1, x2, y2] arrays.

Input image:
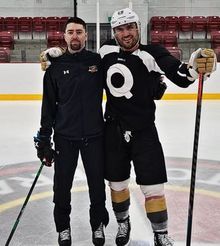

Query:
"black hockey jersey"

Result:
[[99, 40, 194, 131]]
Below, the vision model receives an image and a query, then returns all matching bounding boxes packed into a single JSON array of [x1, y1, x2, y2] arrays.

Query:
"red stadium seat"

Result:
[[150, 30, 163, 45], [46, 17, 60, 33], [60, 17, 70, 32], [149, 16, 165, 31], [0, 31, 14, 49], [150, 30, 178, 47], [0, 47, 11, 62], [210, 30, 220, 48], [192, 16, 207, 39], [165, 16, 179, 32], [166, 46, 182, 60], [18, 17, 33, 39], [4, 17, 18, 38], [33, 17, 46, 32], [207, 16, 220, 38], [0, 17, 4, 32], [47, 31, 65, 48], [214, 47, 220, 62], [163, 30, 178, 47], [32, 17, 46, 39], [179, 16, 193, 39]]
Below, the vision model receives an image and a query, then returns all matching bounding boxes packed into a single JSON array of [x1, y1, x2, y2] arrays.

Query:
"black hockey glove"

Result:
[[154, 81, 167, 100], [34, 131, 55, 167], [152, 74, 167, 100]]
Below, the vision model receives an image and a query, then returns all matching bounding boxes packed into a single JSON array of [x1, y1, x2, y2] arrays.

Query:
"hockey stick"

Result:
[[186, 73, 204, 246], [5, 162, 44, 246]]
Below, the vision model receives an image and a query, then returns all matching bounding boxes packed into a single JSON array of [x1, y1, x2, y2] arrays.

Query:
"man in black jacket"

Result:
[[34, 17, 109, 246]]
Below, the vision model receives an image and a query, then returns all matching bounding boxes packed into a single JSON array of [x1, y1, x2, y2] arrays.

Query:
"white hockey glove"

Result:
[[188, 48, 217, 80], [40, 47, 65, 71]]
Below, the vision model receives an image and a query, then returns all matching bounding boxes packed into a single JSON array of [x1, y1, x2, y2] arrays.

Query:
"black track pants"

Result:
[[53, 134, 109, 232]]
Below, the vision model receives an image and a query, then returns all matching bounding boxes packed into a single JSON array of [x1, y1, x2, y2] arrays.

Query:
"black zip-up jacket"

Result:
[[40, 49, 104, 140], [99, 40, 195, 131]]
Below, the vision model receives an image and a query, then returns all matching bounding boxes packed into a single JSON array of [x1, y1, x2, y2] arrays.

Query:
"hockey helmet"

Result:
[[111, 8, 139, 29]]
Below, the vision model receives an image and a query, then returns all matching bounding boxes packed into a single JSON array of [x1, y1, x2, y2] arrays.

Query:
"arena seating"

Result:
[[0, 47, 11, 62], [207, 16, 220, 38], [0, 16, 69, 39], [60, 17, 70, 32], [150, 30, 178, 47], [178, 16, 193, 39], [163, 30, 178, 47], [149, 16, 165, 31], [18, 17, 33, 39], [4, 17, 18, 38], [150, 30, 181, 58], [214, 47, 220, 62], [0, 14, 219, 63], [32, 16, 62, 39], [149, 15, 220, 40], [32, 17, 46, 39], [149, 15, 220, 60], [46, 17, 60, 33], [210, 30, 220, 48], [164, 16, 179, 31], [47, 31, 65, 48], [0, 31, 14, 49], [0, 17, 4, 32], [0, 15, 70, 62], [150, 30, 163, 45], [148, 15, 220, 61], [192, 16, 207, 39]]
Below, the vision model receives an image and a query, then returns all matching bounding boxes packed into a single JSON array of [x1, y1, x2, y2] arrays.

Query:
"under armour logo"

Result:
[[63, 70, 69, 74]]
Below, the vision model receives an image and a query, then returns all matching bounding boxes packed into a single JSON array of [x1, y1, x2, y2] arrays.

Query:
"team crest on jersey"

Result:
[[88, 65, 98, 73]]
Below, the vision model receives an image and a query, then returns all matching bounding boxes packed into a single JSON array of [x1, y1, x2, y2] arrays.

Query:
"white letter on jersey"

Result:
[[107, 63, 133, 99]]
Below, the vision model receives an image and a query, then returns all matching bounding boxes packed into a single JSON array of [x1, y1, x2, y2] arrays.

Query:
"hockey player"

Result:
[[99, 8, 216, 246], [39, 9, 216, 246], [34, 17, 109, 246]]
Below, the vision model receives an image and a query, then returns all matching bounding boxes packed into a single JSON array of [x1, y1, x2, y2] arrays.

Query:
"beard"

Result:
[[70, 41, 82, 51], [119, 38, 138, 50], [116, 33, 140, 51]]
